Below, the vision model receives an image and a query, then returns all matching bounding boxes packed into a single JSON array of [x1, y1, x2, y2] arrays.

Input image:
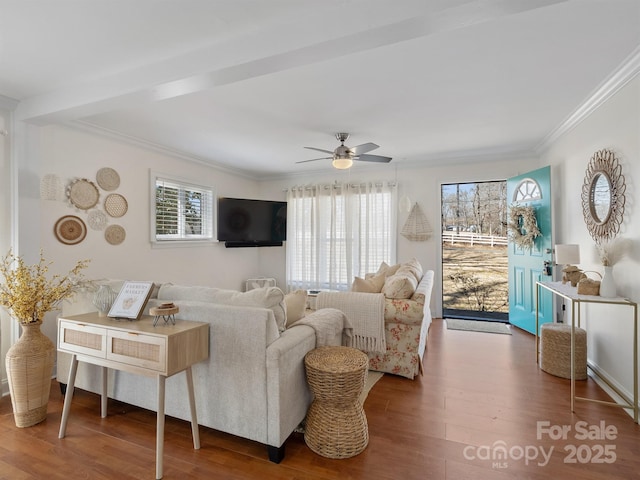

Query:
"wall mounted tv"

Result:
[[217, 197, 287, 247]]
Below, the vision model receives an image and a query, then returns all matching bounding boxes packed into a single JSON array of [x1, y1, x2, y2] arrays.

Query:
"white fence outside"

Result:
[[442, 231, 508, 247]]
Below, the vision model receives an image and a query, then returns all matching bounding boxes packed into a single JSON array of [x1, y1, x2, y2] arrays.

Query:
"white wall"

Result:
[[2, 123, 285, 379], [540, 74, 640, 405], [260, 154, 539, 317]]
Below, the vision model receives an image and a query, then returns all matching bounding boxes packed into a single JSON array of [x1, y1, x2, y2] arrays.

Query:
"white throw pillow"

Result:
[[398, 258, 423, 282], [382, 273, 418, 299], [352, 273, 386, 293], [284, 289, 308, 328]]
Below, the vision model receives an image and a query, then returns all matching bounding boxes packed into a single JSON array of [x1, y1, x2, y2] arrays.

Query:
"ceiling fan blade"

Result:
[[350, 142, 379, 155], [356, 154, 392, 163], [296, 156, 332, 164], [304, 146, 334, 155]]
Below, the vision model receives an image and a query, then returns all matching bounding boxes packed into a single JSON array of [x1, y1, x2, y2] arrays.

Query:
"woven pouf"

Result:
[[304, 346, 369, 459], [540, 323, 587, 380]]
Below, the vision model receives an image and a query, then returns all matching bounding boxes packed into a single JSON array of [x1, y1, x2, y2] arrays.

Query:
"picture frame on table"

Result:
[[108, 281, 155, 320]]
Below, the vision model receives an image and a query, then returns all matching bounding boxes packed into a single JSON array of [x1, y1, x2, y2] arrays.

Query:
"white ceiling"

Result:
[[2, 0, 639, 178]]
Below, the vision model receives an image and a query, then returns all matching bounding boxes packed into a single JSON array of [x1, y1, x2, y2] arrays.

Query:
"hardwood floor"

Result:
[[2, 319, 639, 479]]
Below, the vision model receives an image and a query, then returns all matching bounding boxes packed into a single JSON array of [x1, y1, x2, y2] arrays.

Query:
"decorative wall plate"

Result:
[[104, 193, 128, 217], [67, 178, 99, 210], [88, 209, 108, 231], [96, 167, 120, 191], [54, 215, 87, 245], [105, 224, 126, 245]]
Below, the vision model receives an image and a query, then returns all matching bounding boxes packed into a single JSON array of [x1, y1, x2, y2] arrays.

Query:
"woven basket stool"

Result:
[[540, 323, 587, 380], [304, 346, 369, 459]]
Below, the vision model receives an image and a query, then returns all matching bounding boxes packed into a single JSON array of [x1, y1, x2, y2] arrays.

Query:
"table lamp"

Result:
[[555, 244, 582, 286]]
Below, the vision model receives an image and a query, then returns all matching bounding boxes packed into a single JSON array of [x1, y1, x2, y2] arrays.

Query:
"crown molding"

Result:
[[70, 120, 260, 180], [536, 44, 640, 153], [0, 94, 19, 111]]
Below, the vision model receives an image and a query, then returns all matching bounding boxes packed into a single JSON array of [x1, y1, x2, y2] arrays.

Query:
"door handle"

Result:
[[543, 260, 552, 276]]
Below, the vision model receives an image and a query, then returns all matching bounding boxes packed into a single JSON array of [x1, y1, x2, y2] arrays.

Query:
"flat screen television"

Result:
[[217, 197, 287, 247]]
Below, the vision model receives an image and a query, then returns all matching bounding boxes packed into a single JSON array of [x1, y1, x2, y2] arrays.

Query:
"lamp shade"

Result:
[[555, 244, 580, 265]]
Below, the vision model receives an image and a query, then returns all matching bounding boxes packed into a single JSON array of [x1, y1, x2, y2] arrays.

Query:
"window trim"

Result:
[[149, 170, 216, 245]]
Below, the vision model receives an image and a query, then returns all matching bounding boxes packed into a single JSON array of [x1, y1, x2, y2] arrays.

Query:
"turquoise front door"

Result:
[[507, 166, 553, 334]]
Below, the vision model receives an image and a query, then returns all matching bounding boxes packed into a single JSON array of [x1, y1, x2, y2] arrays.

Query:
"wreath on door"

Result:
[[508, 204, 541, 250]]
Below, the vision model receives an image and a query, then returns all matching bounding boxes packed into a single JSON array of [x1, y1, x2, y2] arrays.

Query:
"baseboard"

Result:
[[587, 360, 637, 420]]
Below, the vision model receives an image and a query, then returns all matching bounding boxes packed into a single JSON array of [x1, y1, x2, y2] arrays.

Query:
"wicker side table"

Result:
[[304, 346, 369, 459], [540, 323, 587, 380]]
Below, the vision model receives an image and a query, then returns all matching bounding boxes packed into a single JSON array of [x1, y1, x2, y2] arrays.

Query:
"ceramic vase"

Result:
[[599, 265, 616, 298], [5, 321, 55, 427], [93, 284, 117, 317]]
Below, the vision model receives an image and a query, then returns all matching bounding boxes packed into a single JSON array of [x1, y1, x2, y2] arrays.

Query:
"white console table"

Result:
[[535, 281, 638, 423], [57, 313, 209, 479]]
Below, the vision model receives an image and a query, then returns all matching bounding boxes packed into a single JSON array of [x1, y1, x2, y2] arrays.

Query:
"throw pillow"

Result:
[[352, 273, 386, 293], [382, 273, 418, 299], [398, 258, 423, 282], [376, 261, 401, 277], [284, 289, 308, 328]]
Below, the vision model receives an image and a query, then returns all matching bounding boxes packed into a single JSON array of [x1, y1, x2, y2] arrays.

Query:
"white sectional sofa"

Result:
[[57, 281, 350, 463]]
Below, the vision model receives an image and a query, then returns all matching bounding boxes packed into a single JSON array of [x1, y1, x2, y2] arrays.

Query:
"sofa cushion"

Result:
[[352, 272, 386, 293], [158, 284, 287, 332], [284, 289, 307, 328], [397, 258, 423, 282], [382, 272, 418, 299], [375, 261, 401, 277]]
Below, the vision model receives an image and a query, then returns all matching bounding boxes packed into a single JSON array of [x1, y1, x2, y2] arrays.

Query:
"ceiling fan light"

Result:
[[332, 157, 353, 169]]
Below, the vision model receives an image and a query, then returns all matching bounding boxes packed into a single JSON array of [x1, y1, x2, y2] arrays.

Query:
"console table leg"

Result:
[[156, 375, 166, 480], [101, 366, 108, 418], [185, 366, 200, 449], [59, 354, 78, 439]]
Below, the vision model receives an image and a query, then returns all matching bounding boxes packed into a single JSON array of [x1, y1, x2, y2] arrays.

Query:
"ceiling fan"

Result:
[[297, 133, 392, 169]]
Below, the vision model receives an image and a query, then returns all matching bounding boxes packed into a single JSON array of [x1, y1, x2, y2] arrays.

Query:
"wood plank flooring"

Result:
[[2, 319, 639, 479]]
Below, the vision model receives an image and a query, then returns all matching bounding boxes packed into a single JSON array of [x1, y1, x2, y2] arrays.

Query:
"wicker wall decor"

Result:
[[401, 203, 432, 241], [104, 193, 128, 217], [54, 215, 87, 245], [67, 178, 100, 210], [581, 149, 626, 245], [40, 174, 63, 201], [105, 224, 126, 245], [96, 167, 120, 191], [87, 210, 108, 231]]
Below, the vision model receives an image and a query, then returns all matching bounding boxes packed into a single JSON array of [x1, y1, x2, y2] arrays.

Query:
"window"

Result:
[[513, 178, 542, 202], [286, 182, 397, 291], [150, 172, 214, 243]]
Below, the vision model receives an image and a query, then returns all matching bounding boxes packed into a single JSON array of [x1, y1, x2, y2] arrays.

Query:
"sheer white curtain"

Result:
[[286, 181, 397, 291]]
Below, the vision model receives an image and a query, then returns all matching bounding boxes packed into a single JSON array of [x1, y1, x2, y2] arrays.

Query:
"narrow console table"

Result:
[[57, 312, 209, 479], [535, 281, 638, 423]]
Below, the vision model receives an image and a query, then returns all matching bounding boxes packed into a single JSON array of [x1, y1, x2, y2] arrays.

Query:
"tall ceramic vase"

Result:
[[599, 265, 617, 298], [5, 321, 55, 427]]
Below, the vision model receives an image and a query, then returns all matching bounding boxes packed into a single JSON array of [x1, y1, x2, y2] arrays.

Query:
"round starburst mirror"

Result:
[[581, 149, 626, 244]]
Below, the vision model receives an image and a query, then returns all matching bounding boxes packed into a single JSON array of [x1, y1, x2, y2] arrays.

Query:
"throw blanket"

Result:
[[316, 291, 386, 354], [291, 308, 354, 347]]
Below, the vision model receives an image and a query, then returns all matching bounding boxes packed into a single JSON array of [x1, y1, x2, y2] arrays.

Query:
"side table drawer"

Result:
[[59, 321, 107, 358], [107, 330, 166, 372]]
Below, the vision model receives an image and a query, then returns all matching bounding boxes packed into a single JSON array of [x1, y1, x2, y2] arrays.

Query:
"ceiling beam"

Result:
[[15, 0, 567, 125]]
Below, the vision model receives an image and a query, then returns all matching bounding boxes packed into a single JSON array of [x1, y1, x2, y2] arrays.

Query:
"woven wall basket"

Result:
[[5, 321, 56, 427]]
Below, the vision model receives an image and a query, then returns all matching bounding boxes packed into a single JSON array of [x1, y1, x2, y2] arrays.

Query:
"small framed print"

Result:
[[108, 281, 154, 320]]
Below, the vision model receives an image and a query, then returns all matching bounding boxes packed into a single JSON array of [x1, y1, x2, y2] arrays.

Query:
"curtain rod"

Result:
[[283, 181, 397, 192]]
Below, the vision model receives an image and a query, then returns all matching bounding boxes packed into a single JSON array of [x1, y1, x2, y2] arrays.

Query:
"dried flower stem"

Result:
[[0, 249, 90, 324]]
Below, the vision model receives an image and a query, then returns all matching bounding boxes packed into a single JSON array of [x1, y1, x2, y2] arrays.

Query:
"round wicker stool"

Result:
[[304, 346, 369, 459], [540, 323, 587, 380]]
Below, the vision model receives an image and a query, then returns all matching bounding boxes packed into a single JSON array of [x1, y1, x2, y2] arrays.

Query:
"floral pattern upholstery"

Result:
[[369, 270, 434, 379]]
